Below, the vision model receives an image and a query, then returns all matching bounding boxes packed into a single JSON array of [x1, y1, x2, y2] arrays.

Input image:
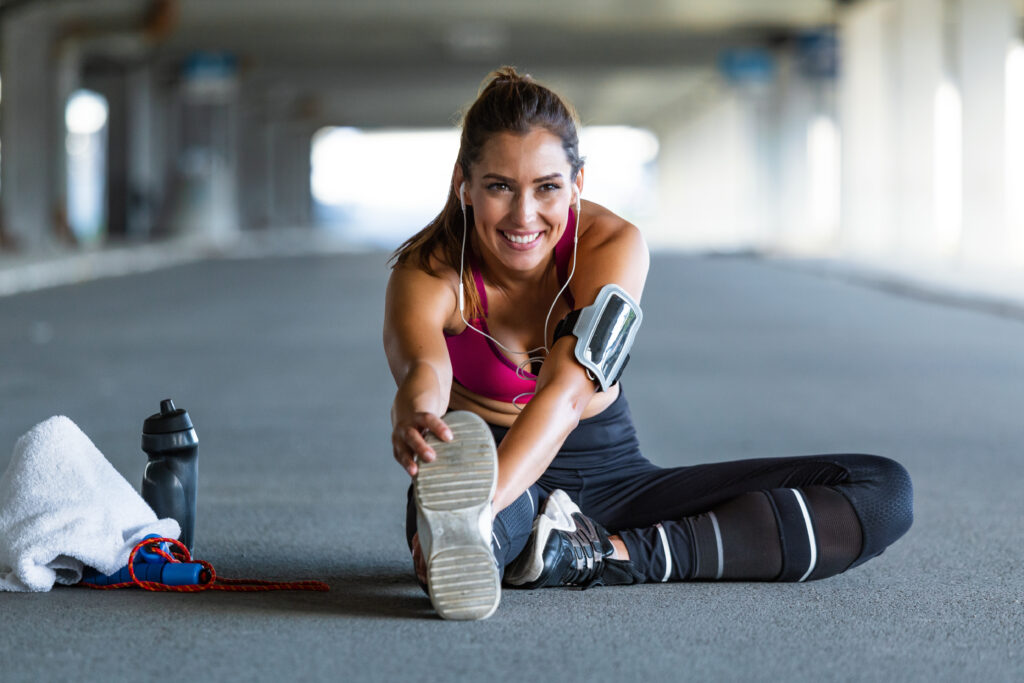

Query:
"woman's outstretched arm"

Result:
[[383, 265, 457, 477]]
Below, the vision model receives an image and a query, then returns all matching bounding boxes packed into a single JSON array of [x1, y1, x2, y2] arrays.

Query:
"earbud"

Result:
[[459, 182, 466, 212], [572, 187, 581, 212]]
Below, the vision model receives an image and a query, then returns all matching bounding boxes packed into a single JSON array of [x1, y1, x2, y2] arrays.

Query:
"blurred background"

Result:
[[1, 0, 1023, 278]]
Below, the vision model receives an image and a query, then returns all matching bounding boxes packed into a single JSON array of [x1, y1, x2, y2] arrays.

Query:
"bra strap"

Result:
[[554, 208, 577, 308]]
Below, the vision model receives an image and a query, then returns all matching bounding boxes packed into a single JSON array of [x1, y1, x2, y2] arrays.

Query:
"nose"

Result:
[[510, 191, 537, 227]]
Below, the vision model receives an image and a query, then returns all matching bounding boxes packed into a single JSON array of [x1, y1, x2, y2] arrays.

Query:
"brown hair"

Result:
[[389, 66, 584, 319]]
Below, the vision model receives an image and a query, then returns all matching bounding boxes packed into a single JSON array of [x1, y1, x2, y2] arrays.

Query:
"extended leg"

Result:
[[604, 454, 912, 582]]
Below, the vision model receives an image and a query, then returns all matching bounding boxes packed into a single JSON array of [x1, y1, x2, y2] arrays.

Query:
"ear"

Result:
[[573, 168, 584, 205], [453, 165, 471, 206]]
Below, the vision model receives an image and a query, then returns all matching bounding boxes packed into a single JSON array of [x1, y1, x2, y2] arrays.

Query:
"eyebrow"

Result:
[[482, 172, 564, 184]]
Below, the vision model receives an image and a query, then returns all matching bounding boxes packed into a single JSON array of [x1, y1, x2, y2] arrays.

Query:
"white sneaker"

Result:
[[414, 410, 500, 620]]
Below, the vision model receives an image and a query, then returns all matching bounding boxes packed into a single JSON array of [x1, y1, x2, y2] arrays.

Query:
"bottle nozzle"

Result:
[[160, 398, 176, 414]]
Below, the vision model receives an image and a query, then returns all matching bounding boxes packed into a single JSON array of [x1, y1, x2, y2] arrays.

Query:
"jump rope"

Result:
[[456, 182, 581, 408], [76, 536, 329, 592]]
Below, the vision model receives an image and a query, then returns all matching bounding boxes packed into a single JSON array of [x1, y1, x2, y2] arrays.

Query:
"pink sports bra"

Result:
[[445, 210, 577, 405]]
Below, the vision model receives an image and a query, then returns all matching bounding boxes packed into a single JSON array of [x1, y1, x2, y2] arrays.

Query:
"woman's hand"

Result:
[[391, 411, 453, 477]]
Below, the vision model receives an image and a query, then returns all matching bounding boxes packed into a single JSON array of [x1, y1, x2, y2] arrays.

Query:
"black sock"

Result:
[[492, 487, 538, 571]]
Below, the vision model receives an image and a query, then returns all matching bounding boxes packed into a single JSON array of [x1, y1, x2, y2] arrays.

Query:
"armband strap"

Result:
[[552, 309, 581, 342], [551, 283, 642, 392]]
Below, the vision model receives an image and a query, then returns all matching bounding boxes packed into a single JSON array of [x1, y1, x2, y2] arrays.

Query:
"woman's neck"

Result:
[[475, 245, 557, 300]]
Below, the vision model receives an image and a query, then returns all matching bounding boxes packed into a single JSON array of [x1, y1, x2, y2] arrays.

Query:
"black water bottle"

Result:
[[141, 399, 199, 553]]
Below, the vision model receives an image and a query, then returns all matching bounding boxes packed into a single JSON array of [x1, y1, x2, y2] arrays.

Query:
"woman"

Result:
[[384, 67, 913, 621]]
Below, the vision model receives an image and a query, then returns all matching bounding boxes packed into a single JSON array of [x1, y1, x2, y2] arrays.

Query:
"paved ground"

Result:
[[0, 251, 1021, 681]]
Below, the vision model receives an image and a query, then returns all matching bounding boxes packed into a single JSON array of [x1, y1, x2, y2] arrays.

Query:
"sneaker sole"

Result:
[[504, 489, 579, 588], [415, 411, 500, 620]]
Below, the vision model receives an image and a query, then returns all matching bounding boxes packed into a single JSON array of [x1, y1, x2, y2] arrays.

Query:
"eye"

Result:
[[486, 182, 511, 192], [538, 183, 562, 193]]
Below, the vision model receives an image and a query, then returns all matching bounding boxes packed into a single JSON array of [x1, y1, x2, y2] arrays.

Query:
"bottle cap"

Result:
[[142, 398, 194, 435]]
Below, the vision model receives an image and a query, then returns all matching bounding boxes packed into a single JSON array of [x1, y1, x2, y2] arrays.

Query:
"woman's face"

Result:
[[462, 127, 578, 276]]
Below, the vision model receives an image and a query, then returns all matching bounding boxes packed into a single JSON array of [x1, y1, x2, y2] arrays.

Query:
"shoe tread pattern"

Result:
[[417, 412, 497, 511], [428, 547, 500, 620]]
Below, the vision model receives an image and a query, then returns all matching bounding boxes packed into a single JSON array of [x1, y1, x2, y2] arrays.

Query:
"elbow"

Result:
[[566, 388, 591, 420], [533, 343, 598, 424]]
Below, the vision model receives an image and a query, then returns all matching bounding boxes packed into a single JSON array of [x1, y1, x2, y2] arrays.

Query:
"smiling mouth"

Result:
[[501, 231, 542, 245]]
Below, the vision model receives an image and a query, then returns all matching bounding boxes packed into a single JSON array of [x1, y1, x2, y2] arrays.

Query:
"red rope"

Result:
[[77, 537, 329, 592]]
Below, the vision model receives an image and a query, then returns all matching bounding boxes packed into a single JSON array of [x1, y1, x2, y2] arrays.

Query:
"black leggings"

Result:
[[406, 389, 913, 583]]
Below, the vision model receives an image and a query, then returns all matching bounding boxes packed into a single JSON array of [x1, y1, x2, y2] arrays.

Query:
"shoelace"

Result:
[[558, 514, 612, 587]]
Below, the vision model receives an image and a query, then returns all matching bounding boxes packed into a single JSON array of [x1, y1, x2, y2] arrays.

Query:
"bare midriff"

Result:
[[449, 379, 620, 428]]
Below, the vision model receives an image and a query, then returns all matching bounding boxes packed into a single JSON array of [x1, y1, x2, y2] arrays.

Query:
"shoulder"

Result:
[[385, 256, 460, 330], [578, 201, 648, 261], [571, 200, 649, 301]]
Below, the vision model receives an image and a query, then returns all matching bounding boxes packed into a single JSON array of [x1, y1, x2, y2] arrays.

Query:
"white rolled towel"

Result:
[[0, 415, 180, 591]]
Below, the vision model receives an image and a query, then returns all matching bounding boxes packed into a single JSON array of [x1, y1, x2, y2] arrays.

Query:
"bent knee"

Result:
[[842, 454, 914, 563]]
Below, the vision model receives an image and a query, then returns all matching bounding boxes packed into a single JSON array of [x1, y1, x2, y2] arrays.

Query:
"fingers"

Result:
[[393, 432, 426, 477], [423, 413, 454, 443], [404, 424, 435, 462], [392, 413, 454, 478], [393, 437, 418, 477]]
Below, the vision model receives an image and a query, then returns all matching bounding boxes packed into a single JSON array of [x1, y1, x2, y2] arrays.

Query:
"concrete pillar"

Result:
[[758, 28, 843, 257], [236, 96, 272, 230], [266, 121, 287, 227], [744, 83, 783, 253], [649, 79, 766, 251], [53, 39, 84, 244], [166, 55, 240, 242], [0, 7, 57, 251], [95, 69, 127, 241], [893, 0, 946, 258], [291, 125, 313, 228], [125, 65, 164, 239], [956, 0, 1015, 264], [267, 120, 313, 229], [771, 52, 839, 254], [838, 0, 898, 257]]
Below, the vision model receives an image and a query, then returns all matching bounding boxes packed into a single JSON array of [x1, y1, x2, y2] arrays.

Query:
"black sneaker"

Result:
[[504, 489, 620, 589]]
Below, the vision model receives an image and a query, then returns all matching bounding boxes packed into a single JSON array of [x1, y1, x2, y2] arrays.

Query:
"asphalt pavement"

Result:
[[0, 251, 1020, 681]]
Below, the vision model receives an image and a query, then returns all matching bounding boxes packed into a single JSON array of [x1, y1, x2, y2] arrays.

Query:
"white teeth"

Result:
[[502, 231, 541, 245]]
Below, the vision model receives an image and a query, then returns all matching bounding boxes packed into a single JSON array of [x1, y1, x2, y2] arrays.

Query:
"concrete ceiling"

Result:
[[5, 0, 838, 128], [163, 0, 834, 71], [162, 0, 835, 60]]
